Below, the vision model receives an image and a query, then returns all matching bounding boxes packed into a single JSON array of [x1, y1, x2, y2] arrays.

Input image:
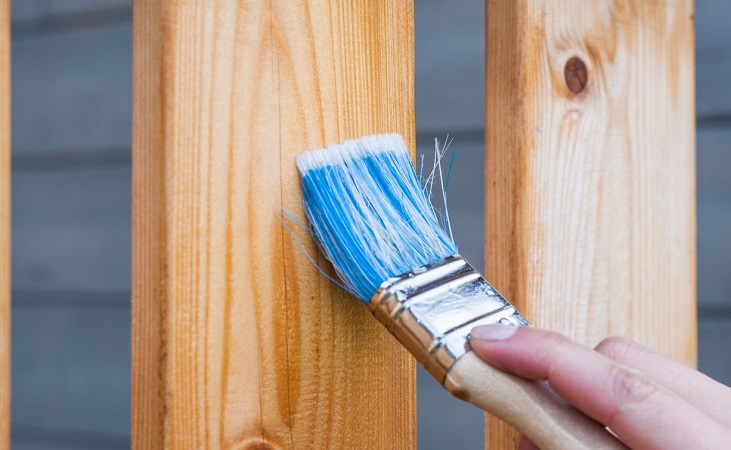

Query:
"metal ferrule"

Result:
[[369, 254, 530, 384]]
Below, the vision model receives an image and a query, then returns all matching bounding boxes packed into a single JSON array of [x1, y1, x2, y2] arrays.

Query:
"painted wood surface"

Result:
[[132, 1, 416, 448], [484, 1, 696, 447], [0, 1, 8, 447]]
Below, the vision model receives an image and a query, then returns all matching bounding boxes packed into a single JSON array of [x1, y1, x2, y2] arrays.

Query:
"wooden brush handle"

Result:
[[444, 352, 629, 450]]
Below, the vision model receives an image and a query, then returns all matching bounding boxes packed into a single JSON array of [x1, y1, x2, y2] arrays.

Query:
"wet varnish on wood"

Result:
[[132, 1, 416, 448], [485, 1, 695, 447]]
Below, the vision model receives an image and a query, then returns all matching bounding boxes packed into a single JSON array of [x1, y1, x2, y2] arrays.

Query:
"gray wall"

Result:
[[8, 1, 730, 449], [11, 1, 131, 449]]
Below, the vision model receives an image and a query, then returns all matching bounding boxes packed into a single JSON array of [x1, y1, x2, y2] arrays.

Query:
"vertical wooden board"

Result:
[[0, 1, 8, 447], [132, 1, 415, 449], [484, 1, 695, 447]]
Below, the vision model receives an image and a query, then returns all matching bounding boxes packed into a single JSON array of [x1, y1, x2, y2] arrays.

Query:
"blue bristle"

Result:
[[296, 133, 457, 303]]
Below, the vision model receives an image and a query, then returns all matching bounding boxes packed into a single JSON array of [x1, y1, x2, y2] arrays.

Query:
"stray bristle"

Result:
[[296, 133, 457, 303]]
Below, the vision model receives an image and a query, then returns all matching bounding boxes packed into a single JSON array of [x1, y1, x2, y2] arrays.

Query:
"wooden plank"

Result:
[[415, 0, 731, 134], [132, 1, 415, 449], [0, 0, 7, 445], [484, 1, 696, 447]]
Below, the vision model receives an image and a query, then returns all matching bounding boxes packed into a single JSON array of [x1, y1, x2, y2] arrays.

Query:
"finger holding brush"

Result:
[[296, 133, 627, 450], [471, 325, 731, 450]]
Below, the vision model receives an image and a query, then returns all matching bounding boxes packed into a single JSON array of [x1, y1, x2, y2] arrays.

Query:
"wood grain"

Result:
[[0, 1, 7, 447], [484, 1, 696, 447], [132, 1, 416, 448]]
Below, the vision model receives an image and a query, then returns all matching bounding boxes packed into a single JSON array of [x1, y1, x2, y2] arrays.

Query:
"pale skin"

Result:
[[469, 325, 731, 450]]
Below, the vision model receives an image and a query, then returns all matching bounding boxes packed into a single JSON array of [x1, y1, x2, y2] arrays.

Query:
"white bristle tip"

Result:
[[296, 133, 407, 173]]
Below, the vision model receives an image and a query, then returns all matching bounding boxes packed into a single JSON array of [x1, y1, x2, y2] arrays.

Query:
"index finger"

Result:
[[469, 326, 731, 450], [594, 335, 731, 427]]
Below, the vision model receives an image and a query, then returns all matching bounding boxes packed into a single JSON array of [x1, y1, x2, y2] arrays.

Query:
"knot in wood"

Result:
[[564, 57, 588, 94]]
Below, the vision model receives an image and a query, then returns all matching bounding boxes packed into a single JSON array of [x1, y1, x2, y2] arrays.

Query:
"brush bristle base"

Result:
[[369, 255, 530, 384]]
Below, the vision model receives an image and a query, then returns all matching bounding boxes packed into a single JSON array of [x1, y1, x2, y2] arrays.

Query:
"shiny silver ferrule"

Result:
[[369, 254, 530, 384]]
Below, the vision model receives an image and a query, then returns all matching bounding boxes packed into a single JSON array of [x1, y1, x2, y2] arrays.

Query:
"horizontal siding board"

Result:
[[11, 304, 130, 435], [698, 317, 731, 387], [13, 425, 129, 450], [13, 440, 126, 450], [695, 0, 731, 52], [415, 0, 484, 132], [13, 440, 125, 450], [697, 128, 731, 308], [11, 0, 130, 23], [693, 0, 731, 117], [416, 366, 484, 449], [12, 166, 130, 292], [12, 22, 131, 154], [697, 57, 731, 118]]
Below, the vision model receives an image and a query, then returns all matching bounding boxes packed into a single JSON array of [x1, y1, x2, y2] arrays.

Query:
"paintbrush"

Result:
[[295, 133, 627, 450]]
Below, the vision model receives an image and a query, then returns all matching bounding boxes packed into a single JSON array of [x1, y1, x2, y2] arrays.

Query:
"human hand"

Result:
[[469, 325, 731, 450]]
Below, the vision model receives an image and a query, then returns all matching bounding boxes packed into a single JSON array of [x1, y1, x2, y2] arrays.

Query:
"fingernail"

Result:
[[470, 324, 518, 341]]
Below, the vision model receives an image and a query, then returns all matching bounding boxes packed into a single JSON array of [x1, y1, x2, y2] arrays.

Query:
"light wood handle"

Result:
[[444, 352, 628, 450]]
